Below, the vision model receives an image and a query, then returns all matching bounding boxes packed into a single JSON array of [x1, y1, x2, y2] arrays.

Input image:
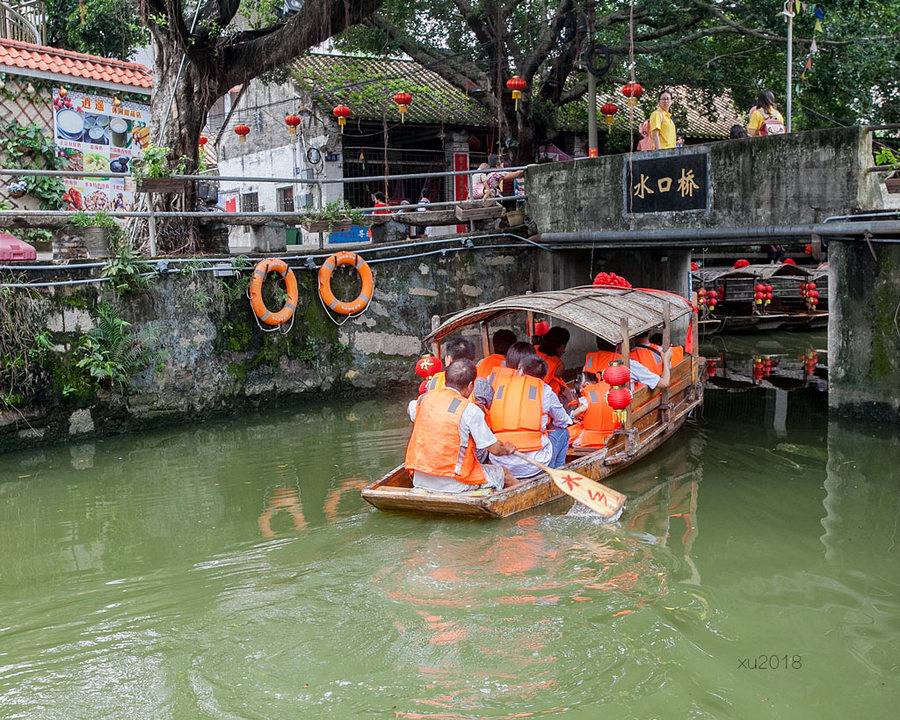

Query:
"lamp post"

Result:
[[781, 0, 795, 132]]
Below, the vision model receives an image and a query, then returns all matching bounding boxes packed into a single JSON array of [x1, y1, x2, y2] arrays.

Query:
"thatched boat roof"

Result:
[[426, 286, 692, 345], [692, 263, 810, 283]]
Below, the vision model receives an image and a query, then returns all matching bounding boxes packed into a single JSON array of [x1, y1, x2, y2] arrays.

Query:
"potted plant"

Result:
[[71, 210, 125, 259], [875, 147, 900, 194], [132, 144, 190, 194], [299, 200, 368, 233]]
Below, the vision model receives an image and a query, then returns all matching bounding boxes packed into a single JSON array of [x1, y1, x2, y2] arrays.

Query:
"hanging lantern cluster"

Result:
[[752, 356, 774, 381], [602, 361, 632, 423], [621, 83, 643, 107], [801, 349, 818, 375], [506, 76, 527, 111], [333, 105, 351, 133], [697, 287, 719, 313], [234, 124, 250, 143], [600, 103, 618, 126], [800, 281, 819, 309], [393, 92, 413, 122], [592, 271, 631, 288], [754, 283, 773, 307], [285, 114, 302, 134]]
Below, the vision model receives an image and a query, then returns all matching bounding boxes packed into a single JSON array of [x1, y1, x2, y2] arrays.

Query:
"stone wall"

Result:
[[526, 126, 882, 233], [828, 240, 900, 422], [0, 245, 541, 451]]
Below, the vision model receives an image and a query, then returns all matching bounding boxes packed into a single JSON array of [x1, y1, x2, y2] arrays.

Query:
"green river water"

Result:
[[1, 333, 898, 719]]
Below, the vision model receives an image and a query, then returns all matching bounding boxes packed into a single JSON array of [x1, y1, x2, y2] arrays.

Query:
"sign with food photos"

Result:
[[53, 90, 150, 212]]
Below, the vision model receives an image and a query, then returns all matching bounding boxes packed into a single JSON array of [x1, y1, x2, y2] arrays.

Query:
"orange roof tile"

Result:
[[0, 39, 152, 91]]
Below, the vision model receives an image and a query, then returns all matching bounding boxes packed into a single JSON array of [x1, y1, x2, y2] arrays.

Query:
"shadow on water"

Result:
[[0, 331, 897, 718]]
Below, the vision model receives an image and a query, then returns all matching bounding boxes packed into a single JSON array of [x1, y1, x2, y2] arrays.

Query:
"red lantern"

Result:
[[393, 92, 412, 122], [621, 83, 643, 107], [333, 105, 351, 132], [807, 282, 816, 291], [534, 320, 551, 337], [600, 102, 618, 126], [602, 362, 631, 389], [234, 124, 250, 143], [285, 114, 302, 134], [198, 136, 208, 146], [506, 76, 527, 111], [606, 386, 633, 422], [691, 261, 698, 270], [415, 355, 443, 379]]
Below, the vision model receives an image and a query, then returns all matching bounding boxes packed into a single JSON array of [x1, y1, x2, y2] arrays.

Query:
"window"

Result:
[[241, 192, 259, 213], [276, 186, 294, 212]]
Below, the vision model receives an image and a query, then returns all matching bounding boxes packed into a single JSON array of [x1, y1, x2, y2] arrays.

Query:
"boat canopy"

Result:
[[692, 263, 810, 283], [425, 286, 693, 345]]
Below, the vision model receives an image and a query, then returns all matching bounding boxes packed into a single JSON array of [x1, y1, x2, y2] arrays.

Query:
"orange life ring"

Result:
[[317, 251, 374, 315], [248, 258, 298, 326]]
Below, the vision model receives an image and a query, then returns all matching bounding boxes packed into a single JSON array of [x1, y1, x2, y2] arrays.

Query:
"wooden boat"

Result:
[[362, 286, 703, 518], [692, 264, 827, 334]]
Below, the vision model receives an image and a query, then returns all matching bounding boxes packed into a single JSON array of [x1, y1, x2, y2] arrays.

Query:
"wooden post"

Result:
[[620, 317, 633, 443], [431, 315, 442, 362], [147, 198, 157, 256], [661, 302, 672, 426], [480, 321, 491, 359]]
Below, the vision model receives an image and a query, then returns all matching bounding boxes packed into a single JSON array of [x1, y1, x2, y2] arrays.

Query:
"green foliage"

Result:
[[301, 199, 369, 230], [132, 144, 188, 178], [46, 0, 148, 60], [75, 301, 155, 390], [0, 286, 52, 409], [100, 238, 156, 295], [1, 121, 65, 210], [875, 147, 900, 170]]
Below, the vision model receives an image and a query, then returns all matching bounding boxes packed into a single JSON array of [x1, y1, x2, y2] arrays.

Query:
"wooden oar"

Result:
[[512, 451, 626, 519]]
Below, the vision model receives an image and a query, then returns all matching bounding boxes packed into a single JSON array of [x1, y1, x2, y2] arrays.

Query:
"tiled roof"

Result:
[[0, 39, 152, 91], [292, 53, 495, 127], [292, 53, 739, 139]]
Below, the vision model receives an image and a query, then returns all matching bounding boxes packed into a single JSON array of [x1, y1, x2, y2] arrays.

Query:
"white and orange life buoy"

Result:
[[248, 258, 298, 326], [317, 251, 374, 315]]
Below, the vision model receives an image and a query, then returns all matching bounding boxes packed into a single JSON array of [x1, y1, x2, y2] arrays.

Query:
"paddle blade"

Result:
[[548, 468, 626, 518]]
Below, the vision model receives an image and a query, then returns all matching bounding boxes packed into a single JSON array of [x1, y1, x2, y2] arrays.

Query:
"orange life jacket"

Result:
[[488, 364, 515, 391], [476, 353, 505, 379], [489, 374, 547, 451], [425, 372, 445, 392], [583, 350, 618, 375], [631, 345, 663, 375], [671, 345, 685, 366], [578, 381, 620, 448], [404, 388, 486, 485], [536, 351, 565, 394]]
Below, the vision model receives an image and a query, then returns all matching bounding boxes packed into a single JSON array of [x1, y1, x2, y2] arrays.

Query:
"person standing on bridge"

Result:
[[748, 90, 786, 137], [649, 90, 677, 150]]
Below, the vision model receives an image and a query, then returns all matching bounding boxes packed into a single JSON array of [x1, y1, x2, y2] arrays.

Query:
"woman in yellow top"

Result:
[[649, 90, 676, 150], [748, 90, 786, 136]]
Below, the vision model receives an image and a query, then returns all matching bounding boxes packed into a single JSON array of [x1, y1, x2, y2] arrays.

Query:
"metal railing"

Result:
[[0, 164, 529, 255], [0, 0, 44, 43]]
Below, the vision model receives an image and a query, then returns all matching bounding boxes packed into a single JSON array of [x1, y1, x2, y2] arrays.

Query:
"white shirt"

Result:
[[488, 383, 571, 478], [410, 389, 501, 492]]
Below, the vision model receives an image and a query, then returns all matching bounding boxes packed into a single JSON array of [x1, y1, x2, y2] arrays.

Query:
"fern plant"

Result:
[[75, 302, 155, 390]]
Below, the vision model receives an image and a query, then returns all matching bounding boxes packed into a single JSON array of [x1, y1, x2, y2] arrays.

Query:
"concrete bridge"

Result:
[[524, 126, 900, 422]]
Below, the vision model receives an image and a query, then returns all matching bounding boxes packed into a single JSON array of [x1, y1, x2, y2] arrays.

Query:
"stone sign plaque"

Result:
[[624, 151, 709, 214]]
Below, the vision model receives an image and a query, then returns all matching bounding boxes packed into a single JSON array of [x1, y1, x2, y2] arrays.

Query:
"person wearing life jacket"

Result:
[[488, 355, 572, 478], [568, 371, 620, 449], [618, 337, 673, 390], [536, 326, 570, 399], [406, 359, 516, 493], [476, 329, 517, 379], [421, 337, 494, 409], [583, 337, 619, 376], [630, 331, 665, 375], [486, 340, 536, 392]]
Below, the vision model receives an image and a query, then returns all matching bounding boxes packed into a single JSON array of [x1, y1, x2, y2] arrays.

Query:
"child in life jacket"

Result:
[[567, 371, 620, 449]]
